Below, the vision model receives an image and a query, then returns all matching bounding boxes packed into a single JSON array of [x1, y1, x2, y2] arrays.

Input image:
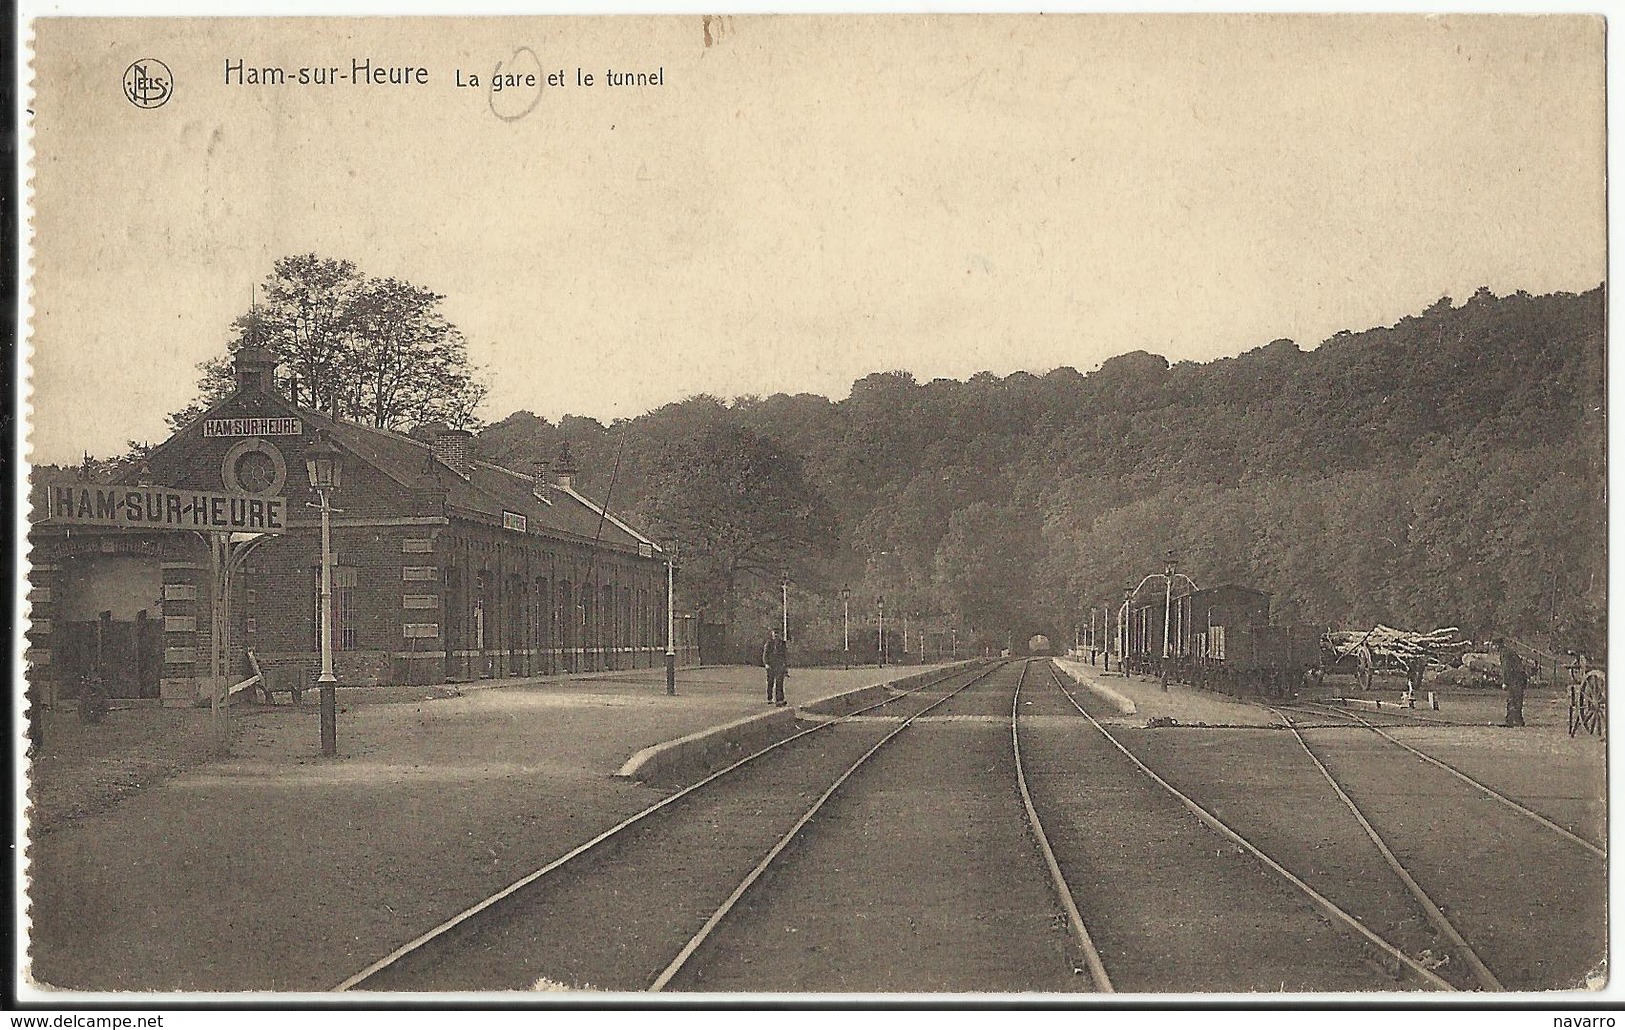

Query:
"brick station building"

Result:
[[28, 346, 690, 704]]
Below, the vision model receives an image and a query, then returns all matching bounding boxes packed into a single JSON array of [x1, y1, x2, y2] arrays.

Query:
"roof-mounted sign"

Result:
[[203, 417, 304, 437], [46, 482, 288, 534]]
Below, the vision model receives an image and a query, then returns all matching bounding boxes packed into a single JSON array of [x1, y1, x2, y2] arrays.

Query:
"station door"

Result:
[[56, 612, 163, 699]]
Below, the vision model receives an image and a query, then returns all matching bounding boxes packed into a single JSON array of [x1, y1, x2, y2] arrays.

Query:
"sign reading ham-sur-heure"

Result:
[[202, 417, 303, 437], [47, 483, 288, 534]]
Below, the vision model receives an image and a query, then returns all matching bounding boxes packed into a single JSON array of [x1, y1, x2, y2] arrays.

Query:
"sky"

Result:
[[23, 13, 1607, 464]]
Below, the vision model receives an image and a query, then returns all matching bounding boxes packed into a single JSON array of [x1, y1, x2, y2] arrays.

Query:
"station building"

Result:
[[27, 346, 692, 704]]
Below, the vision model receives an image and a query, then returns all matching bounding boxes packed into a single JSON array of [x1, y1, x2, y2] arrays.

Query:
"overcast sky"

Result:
[[26, 14, 1605, 464]]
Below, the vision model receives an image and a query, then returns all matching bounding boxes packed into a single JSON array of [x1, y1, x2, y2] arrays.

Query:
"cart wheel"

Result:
[[1579, 671, 1606, 737]]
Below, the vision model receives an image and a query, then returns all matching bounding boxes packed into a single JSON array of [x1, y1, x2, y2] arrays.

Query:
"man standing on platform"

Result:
[[763, 627, 789, 707], [1496, 638, 1527, 727]]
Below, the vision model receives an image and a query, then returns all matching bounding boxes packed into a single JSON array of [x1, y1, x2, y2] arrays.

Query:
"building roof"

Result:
[[75, 369, 662, 557], [312, 410, 661, 555]]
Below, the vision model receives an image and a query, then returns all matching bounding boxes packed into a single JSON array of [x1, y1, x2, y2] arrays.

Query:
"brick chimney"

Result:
[[531, 458, 551, 499], [432, 428, 473, 479], [233, 346, 277, 393], [553, 442, 579, 491]]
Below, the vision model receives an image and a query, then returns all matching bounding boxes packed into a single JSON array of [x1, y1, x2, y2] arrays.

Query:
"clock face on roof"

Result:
[[221, 439, 288, 494]]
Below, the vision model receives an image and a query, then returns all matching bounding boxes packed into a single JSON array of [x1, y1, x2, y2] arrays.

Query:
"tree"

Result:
[[339, 276, 485, 431], [639, 423, 839, 630], [169, 254, 489, 431], [242, 254, 368, 414], [932, 502, 1039, 643], [165, 353, 235, 432]]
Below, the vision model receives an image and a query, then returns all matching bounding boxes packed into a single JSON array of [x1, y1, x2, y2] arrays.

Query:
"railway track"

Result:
[[1041, 672, 1604, 992], [337, 660, 1006, 992], [657, 659, 1095, 992], [1033, 662, 1456, 992], [338, 657, 1596, 993], [671, 658, 1410, 993], [1263, 704, 1502, 990], [1311, 697, 1495, 729], [1280, 699, 1606, 858], [1269, 699, 1607, 989], [662, 658, 1483, 993]]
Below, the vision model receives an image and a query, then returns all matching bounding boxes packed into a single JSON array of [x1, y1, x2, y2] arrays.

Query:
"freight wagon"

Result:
[[1124, 583, 1319, 698]]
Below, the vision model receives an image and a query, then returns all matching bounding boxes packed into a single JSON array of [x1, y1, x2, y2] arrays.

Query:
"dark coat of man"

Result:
[[763, 635, 788, 671], [763, 632, 789, 705], [1500, 643, 1528, 727]]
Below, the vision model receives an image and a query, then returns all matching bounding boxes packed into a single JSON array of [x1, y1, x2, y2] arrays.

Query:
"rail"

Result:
[[1011, 661, 1113, 992], [647, 661, 1005, 990], [1266, 705, 1501, 990], [1040, 662, 1456, 991], [1289, 701, 1605, 859], [334, 660, 989, 991]]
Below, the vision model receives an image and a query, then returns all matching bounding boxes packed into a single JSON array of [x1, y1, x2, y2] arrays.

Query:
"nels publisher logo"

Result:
[[123, 59, 172, 109]]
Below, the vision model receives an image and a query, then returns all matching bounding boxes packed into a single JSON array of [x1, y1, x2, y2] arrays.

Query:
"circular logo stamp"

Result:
[[123, 59, 173, 109]]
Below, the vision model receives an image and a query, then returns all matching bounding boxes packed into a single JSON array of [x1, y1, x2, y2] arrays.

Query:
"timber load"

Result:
[[1325, 625, 1472, 671]]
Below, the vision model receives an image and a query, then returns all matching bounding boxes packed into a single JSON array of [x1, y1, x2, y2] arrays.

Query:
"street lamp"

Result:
[[1163, 552, 1177, 660], [665, 547, 676, 695], [1121, 586, 1134, 675], [1161, 551, 1178, 693], [840, 587, 851, 668], [877, 594, 886, 667], [305, 430, 343, 758], [781, 570, 790, 642]]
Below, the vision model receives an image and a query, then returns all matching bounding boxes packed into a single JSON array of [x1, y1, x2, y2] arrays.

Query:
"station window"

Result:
[[314, 566, 359, 651]]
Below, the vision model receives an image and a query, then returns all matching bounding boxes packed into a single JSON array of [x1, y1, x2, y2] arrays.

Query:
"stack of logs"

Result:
[[1326, 625, 1472, 671]]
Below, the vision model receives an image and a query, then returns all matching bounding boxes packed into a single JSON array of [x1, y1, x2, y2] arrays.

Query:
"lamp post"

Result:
[[665, 548, 676, 695], [902, 611, 909, 663], [877, 594, 886, 667], [305, 431, 343, 758], [1121, 586, 1134, 675], [1162, 552, 1177, 692], [840, 587, 851, 668], [781, 571, 790, 642], [1162, 555, 1177, 658]]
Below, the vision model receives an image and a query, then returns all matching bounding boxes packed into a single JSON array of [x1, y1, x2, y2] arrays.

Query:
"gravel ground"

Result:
[[26, 706, 239, 838], [23, 664, 940, 994]]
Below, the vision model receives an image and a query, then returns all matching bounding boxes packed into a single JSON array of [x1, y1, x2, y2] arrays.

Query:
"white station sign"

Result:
[[47, 482, 289, 534]]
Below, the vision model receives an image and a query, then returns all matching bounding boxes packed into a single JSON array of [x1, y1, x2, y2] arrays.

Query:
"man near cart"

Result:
[[1404, 654, 1427, 707], [763, 627, 789, 707], [1496, 638, 1527, 727]]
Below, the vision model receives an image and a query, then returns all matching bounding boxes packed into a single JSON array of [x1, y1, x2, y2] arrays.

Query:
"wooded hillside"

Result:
[[473, 285, 1605, 657]]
